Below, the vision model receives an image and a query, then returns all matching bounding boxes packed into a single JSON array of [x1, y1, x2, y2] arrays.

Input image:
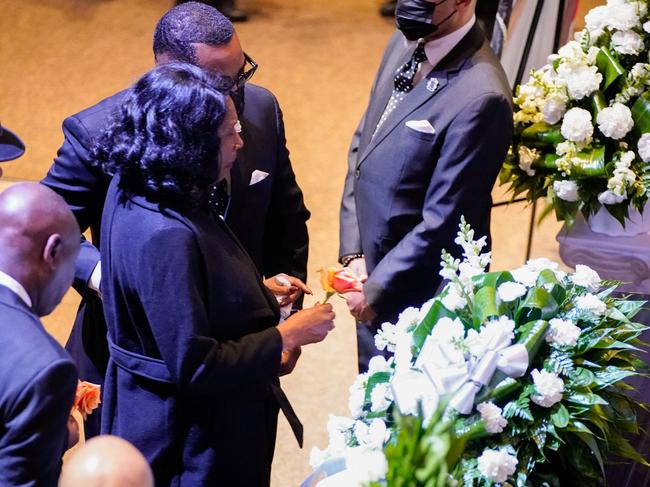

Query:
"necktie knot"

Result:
[[394, 43, 427, 94]]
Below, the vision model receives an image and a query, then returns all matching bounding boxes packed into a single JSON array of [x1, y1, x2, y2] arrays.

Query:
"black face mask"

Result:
[[395, 0, 455, 41], [231, 88, 246, 116]]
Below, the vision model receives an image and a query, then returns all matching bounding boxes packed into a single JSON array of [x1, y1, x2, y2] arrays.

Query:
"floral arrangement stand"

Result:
[[557, 216, 650, 294], [307, 218, 649, 487]]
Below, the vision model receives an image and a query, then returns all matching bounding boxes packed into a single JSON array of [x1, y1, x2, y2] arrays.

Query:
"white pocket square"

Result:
[[250, 170, 270, 186], [405, 119, 436, 134]]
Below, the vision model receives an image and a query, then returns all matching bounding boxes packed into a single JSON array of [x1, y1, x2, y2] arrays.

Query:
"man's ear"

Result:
[[43, 234, 63, 269]]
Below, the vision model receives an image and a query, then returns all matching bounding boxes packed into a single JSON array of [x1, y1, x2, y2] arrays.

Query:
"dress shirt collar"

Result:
[[0, 270, 32, 308], [406, 15, 477, 70]]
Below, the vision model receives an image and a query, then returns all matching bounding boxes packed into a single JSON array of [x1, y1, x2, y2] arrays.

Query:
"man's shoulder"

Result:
[[65, 90, 129, 139], [244, 83, 280, 114], [457, 43, 512, 102], [0, 305, 73, 399]]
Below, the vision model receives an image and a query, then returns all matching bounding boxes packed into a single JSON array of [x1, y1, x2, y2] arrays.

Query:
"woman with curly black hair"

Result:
[[96, 62, 335, 486]]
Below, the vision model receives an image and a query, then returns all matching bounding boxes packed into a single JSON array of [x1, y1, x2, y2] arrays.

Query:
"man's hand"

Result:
[[345, 291, 377, 322], [67, 415, 80, 450], [264, 273, 312, 307], [278, 347, 302, 376], [347, 257, 368, 282], [277, 303, 336, 350]]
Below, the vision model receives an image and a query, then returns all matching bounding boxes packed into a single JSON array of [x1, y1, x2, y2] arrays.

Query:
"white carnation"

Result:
[[612, 30, 645, 56], [477, 449, 518, 483], [597, 103, 634, 139], [557, 63, 602, 100], [531, 369, 564, 408], [553, 179, 580, 202], [546, 318, 582, 347], [370, 382, 392, 413], [326, 414, 355, 452], [598, 189, 626, 205], [497, 281, 528, 302], [354, 418, 389, 450], [543, 91, 569, 125], [561, 107, 594, 143], [644, 20, 650, 33], [638, 133, 650, 162], [571, 264, 601, 291], [395, 306, 421, 332], [368, 355, 392, 375], [349, 373, 369, 418], [608, 2, 641, 30], [345, 448, 388, 484], [511, 265, 539, 287], [585, 6, 609, 37], [467, 316, 515, 357], [576, 293, 608, 316], [477, 402, 508, 434]]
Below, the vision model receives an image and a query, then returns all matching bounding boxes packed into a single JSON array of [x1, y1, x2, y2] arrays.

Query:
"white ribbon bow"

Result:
[[420, 329, 529, 415]]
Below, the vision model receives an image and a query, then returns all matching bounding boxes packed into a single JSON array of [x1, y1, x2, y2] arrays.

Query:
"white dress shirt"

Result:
[[413, 14, 477, 85], [0, 270, 32, 308]]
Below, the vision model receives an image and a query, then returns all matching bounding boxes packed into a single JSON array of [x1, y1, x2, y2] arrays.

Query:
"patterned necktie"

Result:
[[376, 43, 428, 132], [208, 179, 230, 218]]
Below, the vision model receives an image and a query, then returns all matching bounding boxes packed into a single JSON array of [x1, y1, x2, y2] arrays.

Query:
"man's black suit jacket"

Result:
[[42, 83, 310, 391]]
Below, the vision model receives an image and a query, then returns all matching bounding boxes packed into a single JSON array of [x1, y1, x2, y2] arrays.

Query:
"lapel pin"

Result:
[[426, 78, 439, 93]]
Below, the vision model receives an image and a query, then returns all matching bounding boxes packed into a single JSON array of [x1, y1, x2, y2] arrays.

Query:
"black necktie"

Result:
[[376, 43, 428, 132], [208, 179, 229, 218]]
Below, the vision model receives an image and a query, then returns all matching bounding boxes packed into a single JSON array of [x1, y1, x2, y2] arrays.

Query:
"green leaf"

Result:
[[551, 404, 570, 428], [363, 371, 392, 406], [596, 46, 625, 90], [567, 392, 608, 406], [517, 319, 550, 358], [576, 431, 605, 477], [520, 121, 563, 148], [543, 146, 606, 177], [517, 288, 559, 323], [608, 434, 650, 466], [590, 90, 607, 115], [472, 286, 499, 326], [569, 367, 596, 388], [593, 366, 638, 389], [614, 299, 647, 320], [412, 300, 456, 350], [632, 91, 650, 136]]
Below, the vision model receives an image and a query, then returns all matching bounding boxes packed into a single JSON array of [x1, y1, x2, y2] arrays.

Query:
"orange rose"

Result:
[[319, 266, 364, 296], [72, 381, 101, 420]]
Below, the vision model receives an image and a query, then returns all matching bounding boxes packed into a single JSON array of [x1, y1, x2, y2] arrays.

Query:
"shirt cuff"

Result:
[[88, 261, 102, 296]]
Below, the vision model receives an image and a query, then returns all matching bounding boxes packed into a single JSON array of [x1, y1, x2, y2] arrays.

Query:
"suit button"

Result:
[[354, 169, 360, 179]]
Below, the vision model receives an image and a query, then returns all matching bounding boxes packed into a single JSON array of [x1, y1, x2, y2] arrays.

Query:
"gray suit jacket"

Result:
[[340, 24, 513, 322]]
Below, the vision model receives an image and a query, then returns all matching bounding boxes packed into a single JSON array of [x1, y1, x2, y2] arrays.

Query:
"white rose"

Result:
[[543, 91, 569, 125], [638, 133, 650, 162], [497, 281, 528, 302], [553, 179, 580, 202], [477, 402, 508, 434], [526, 257, 566, 281], [597, 103, 634, 140], [511, 265, 539, 287], [612, 30, 645, 56], [477, 449, 518, 483], [531, 369, 565, 408], [370, 382, 392, 412], [561, 107, 594, 143], [571, 264, 601, 291], [598, 189, 626, 205], [546, 318, 582, 347], [576, 293, 608, 316], [518, 145, 540, 176]]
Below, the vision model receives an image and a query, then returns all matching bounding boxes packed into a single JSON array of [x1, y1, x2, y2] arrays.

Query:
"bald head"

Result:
[[0, 183, 79, 315], [59, 436, 154, 487]]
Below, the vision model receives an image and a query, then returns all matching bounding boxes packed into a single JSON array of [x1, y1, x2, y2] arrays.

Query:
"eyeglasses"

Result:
[[232, 52, 258, 90]]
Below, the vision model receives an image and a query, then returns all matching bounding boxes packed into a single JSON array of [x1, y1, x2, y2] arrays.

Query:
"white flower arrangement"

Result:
[[309, 219, 648, 486], [502, 0, 650, 228]]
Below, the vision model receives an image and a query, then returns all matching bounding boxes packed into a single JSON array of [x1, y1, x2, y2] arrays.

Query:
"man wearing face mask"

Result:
[[340, 0, 513, 371], [42, 2, 310, 437]]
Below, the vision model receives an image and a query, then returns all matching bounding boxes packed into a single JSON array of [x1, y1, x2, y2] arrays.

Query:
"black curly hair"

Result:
[[153, 2, 234, 64], [92, 62, 230, 205]]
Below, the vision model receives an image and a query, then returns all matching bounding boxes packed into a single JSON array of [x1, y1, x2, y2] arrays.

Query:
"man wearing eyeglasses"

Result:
[[42, 1, 310, 438]]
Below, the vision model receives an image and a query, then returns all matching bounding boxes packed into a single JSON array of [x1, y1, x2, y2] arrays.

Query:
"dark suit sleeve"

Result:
[[73, 238, 101, 296], [339, 113, 366, 259], [364, 93, 513, 316], [137, 227, 283, 395], [42, 116, 105, 296], [0, 360, 77, 487], [262, 99, 311, 284]]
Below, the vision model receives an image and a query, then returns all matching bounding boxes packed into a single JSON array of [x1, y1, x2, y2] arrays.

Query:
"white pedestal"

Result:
[[557, 216, 650, 294]]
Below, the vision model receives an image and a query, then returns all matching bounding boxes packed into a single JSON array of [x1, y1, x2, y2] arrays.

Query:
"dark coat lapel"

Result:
[[357, 23, 486, 168]]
